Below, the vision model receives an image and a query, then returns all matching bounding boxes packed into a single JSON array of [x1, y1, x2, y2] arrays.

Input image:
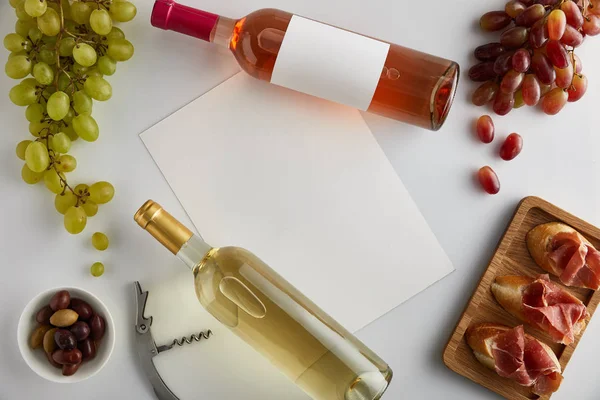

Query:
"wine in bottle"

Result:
[[151, 0, 459, 131], [135, 200, 393, 400]]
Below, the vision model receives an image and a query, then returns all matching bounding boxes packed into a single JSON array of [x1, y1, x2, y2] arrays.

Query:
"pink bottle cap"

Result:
[[151, 0, 219, 42]]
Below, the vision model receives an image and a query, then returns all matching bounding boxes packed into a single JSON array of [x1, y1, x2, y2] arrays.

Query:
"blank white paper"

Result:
[[140, 72, 454, 333]]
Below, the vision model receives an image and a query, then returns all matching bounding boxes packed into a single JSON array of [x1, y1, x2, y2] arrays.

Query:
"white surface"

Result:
[[1, 0, 600, 399], [140, 72, 454, 333], [17, 287, 115, 383], [272, 15, 389, 111]]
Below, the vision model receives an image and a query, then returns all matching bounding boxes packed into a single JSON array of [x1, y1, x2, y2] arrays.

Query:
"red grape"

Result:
[[493, 91, 515, 115], [474, 43, 506, 61], [548, 10, 567, 40], [480, 11, 512, 31], [560, 25, 584, 47], [494, 52, 514, 75], [511, 48, 531, 72], [540, 83, 553, 98], [583, 15, 600, 36], [506, 1, 527, 18], [501, 70, 524, 93], [541, 88, 568, 115], [530, 19, 549, 48], [561, 1, 584, 29], [516, 4, 545, 27], [472, 81, 499, 106], [555, 64, 574, 89], [476, 115, 495, 144], [573, 53, 583, 73], [568, 74, 588, 102], [546, 40, 570, 68], [531, 52, 556, 85], [469, 62, 497, 82], [501, 26, 530, 48], [478, 166, 500, 195], [590, 0, 600, 16], [521, 74, 541, 105], [500, 133, 523, 161]]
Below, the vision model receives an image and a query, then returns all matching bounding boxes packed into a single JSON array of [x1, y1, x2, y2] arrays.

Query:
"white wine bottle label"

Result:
[[271, 16, 390, 111]]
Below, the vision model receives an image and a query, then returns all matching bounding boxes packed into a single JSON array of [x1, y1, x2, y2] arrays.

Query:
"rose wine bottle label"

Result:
[[271, 16, 391, 111]]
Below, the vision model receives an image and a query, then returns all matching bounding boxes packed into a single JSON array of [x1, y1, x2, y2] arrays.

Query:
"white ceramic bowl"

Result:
[[17, 287, 115, 383]]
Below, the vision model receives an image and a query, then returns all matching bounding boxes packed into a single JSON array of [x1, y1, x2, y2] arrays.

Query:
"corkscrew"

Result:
[[134, 281, 213, 400]]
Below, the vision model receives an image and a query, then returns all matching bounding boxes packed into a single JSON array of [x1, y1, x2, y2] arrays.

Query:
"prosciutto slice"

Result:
[[522, 275, 588, 344], [548, 232, 600, 289], [491, 326, 561, 395]]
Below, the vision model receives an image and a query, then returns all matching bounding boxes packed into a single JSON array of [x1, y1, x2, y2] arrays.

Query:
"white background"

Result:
[[1, 0, 599, 399]]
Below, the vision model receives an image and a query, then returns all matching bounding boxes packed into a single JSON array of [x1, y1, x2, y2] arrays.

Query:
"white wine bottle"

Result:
[[135, 200, 393, 400]]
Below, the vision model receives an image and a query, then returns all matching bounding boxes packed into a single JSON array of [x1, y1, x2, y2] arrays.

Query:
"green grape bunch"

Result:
[[5, 0, 136, 234]]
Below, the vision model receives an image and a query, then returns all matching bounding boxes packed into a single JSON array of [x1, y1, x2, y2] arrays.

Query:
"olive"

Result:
[[90, 314, 105, 341], [49, 290, 71, 311], [62, 362, 81, 376], [36, 306, 54, 325], [43, 328, 58, 354], [70, 298, 93, 320], [46, 352, 62, 369], [30, 325, 51, 349], [78, 338, 96, 361], [70, 321, 90, 341], [55, 329, 77, 351], [52, 349, 82, 365]]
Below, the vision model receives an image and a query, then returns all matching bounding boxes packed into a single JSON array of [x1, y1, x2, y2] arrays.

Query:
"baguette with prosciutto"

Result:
[[491, 275, 589, 344], [527, 222, 600, 290], [465, 323, 563, 396]]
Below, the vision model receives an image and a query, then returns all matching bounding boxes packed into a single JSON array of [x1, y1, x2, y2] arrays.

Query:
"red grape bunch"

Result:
[[469, 0, 598, 116]]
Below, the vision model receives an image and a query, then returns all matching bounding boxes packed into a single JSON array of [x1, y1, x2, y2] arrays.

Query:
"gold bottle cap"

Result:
[[134, 200, 193, 254]]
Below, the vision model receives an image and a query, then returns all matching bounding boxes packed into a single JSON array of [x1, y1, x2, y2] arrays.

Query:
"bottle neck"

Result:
[[176, 235, 213, 270], [151, 0, 236, 49]]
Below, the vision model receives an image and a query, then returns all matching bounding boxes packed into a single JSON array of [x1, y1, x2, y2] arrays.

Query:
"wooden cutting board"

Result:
[[443, 196, 600, 400]]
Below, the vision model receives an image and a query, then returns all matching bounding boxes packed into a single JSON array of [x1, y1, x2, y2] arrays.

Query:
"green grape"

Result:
[[24, 0, 47, 17], [107, 38, 134, 62], [21, 164, 43, 184], [97, 56, 116, 76], [8, 50, 27, 60], [60, 0, 71, 20], [29, 120, 49, 136], [84, 76, 112, 101], [28, 27, 43, 43], [74, 183, 89, 196], [63, 124, 78, 141], [16, 140, 32, 160], [72, 43, 97, 67], [50, 132, 71, 153], [25, 103, 45, 122], [72, 114, 99, 142], [57, 154, 77, 172], [89, 181, 114, 204], [82, 200, 98, 216], [64, 206, 87, 234], [4, 33, 30, 52], [9, 83, 37, 106], [109, 1, 136, 22], [47, 91, 70, 121], [63, 107, 75, 123], [58, 37, 76, 57], [55, 191, 77, 214], [57, 72, 70, 91], [15, 20, 37, 37], [37, 8, 60, 36], [21, 77, 38, 87], [70, 1, 92, 25], [43, 169, 66, 194], [91, 232, 109, 250], [5, 55, 32, 79], [106, 27, 124, 40], [32, 61, 54, 85], [85, 68, 103, 78], [90, 262, 104, 277], [38, 47, 56, 65], [72, 90, 93, 115], [64, 20, 78, 33], [90, 9, 112, 35], [71, 62, 88, 75], [42, 34, 57, 45], [25, 141, 50, 172], [15, 2, 34, 21], [10, 0, 23, 8]]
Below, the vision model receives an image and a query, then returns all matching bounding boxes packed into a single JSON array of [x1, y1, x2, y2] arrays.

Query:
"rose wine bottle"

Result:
[[135, 200, 393, 400], [151, 0, 459, 131]]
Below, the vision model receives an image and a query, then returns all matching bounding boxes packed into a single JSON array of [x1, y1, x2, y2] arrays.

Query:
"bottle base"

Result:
[[345, 367, 393, 400], [430, 62, 460, 132]]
